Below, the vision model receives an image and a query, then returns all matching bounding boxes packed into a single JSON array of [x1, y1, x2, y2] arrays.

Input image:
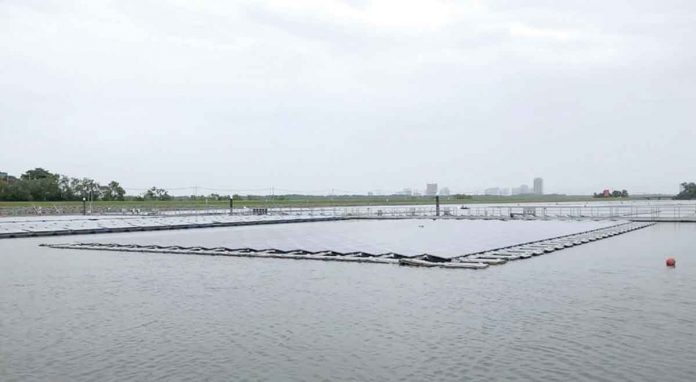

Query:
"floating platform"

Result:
[[398, 258, 488, 269], [0, 215, 348, 239], [42, 222, 654, 270]]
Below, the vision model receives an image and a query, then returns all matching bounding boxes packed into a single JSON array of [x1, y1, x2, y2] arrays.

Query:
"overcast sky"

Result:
[[1, 0, 695, 195]]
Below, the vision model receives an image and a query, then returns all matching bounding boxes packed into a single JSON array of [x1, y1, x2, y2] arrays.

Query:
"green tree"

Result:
[[58, 176, 76, 200], [21, 168, 55, 180], [144, 187, 170, 201], [20, 168, 61, 201], [674, 182, 696, 200], [0, 180, 32, 201], [74, 178, 101, 201], [101, 181, 126, 201]]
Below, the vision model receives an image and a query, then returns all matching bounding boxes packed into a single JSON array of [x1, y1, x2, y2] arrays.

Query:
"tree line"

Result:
[[0, 168, 170, 202], [0, 168, 125, 201], [593, 189, 629, 198], [4, 169, 695, 202]]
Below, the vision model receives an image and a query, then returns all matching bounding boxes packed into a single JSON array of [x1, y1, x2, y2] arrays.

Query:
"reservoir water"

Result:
[[82, 219, 622, 257], [1, 221, 695, 381]]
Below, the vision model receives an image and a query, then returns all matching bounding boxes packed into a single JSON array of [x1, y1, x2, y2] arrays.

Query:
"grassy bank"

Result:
[[0, 194, 648, 211]]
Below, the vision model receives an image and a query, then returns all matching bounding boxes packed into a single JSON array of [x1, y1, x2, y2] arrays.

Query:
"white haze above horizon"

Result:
[[1, 0, 695, 195]]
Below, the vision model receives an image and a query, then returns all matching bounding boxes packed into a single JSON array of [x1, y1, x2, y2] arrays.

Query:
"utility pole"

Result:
[[193, 186, 199, 214], [435, 195, 440, 217]]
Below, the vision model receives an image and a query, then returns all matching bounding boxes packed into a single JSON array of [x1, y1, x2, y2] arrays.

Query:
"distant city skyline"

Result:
[[482, 177, 543, 196], [0, 166, 676, 197]]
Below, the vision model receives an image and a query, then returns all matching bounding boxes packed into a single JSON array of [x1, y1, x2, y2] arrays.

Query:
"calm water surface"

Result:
[[88, 219, 621, 257], [1, 222, 695, 381]]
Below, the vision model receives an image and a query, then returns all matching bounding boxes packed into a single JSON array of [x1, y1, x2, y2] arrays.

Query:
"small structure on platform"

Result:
[[511, 207, 537, 219]]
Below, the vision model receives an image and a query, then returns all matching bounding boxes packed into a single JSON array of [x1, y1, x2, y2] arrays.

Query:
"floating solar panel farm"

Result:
[[79, 219, 628, 257]]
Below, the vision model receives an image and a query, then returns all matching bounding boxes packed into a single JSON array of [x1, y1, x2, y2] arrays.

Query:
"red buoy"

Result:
[[666, 258, 676, 267]]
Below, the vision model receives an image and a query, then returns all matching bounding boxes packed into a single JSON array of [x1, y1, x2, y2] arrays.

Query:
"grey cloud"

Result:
[[1, 0, 695, 195]]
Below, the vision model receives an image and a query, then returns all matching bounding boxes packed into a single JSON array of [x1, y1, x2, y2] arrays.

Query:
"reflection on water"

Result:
[[1, 222, 695, 381]]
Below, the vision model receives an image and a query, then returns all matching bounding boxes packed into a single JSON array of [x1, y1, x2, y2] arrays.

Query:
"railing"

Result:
[[250, 204, 696, 221], [2, 203, 696, 221]]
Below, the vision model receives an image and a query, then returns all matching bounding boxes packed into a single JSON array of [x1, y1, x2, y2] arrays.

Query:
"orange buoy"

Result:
[[666, 257, 676, 267]]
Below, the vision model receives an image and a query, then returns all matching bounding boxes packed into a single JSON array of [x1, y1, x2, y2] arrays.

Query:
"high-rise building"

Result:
[[440, 187, 450, 196], [484, 187, 501, 196], [425, 183, 438, 196], [533, 178, 544, 195]]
